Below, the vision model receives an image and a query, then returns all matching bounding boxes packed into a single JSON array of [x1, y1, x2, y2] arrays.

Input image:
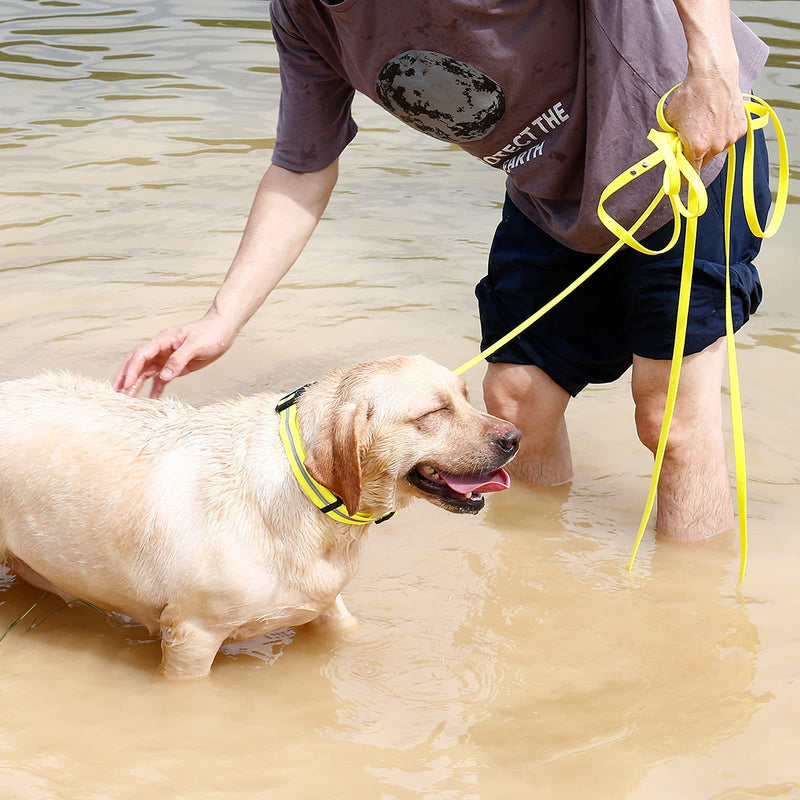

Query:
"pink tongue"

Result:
[[439, 468, 511, 494]]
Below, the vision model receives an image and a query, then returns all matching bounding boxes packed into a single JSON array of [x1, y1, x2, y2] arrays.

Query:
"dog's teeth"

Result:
[[420, 465, 437, 477]]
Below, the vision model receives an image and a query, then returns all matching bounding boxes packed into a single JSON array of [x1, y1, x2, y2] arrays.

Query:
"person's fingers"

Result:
[[680, 136, 700, 170], [124, 363, 162, 397], [149, 334, 216, 397], [115, 329, 187, 394], [120, 342, 159, 392], [157, 343, 194, 384], [120, 352, 148, 395], [126, 375, 146, 398], [114, 320, 232, 398], [113, 354, 133, 391], [149, 375, 169, 400]]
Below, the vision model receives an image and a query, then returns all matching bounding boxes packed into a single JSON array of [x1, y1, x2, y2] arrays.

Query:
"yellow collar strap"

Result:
[[276, 385, 395, 526], [454, 89, 789, 581]]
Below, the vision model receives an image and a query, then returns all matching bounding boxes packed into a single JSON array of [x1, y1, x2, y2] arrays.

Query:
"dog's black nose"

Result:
[[495, 426, 522, 455]]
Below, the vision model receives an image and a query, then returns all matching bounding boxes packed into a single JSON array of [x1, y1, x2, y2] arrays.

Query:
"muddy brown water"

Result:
[[1, 2, 799, 798]]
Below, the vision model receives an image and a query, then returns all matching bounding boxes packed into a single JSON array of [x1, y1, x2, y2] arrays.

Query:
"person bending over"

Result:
[[116, 0, 771, 541]]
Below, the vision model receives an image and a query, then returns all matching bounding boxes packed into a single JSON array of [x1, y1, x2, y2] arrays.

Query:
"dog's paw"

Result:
[[313, 594, 360, 632]]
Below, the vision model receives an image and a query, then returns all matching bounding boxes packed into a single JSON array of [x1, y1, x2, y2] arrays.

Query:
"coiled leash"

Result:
[[454, 89, 789, 580]]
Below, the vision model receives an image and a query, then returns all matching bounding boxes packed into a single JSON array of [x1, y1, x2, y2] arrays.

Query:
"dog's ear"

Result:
[[305, 398, 371, 516]]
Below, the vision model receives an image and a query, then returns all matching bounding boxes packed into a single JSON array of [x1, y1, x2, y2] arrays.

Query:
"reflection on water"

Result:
[[2, 1, 800, 798]]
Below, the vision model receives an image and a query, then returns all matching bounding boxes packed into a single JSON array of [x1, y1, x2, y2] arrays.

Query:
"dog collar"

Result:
[[276, 385, 395, 526]]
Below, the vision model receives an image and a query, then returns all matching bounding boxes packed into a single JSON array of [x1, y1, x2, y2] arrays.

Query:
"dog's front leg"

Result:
[[158, 611, 228, 679]]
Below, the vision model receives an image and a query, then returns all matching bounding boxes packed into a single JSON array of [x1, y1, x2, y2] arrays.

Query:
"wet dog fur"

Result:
[[0, 355, 519, 678]]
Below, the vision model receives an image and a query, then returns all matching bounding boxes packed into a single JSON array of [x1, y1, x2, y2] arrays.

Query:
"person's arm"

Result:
[[664, 0, 747, 173], [114, 160, 339, 398]]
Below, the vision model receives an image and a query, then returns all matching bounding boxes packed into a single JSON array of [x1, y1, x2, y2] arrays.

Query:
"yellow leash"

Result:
[[454, 90, 789, 580]]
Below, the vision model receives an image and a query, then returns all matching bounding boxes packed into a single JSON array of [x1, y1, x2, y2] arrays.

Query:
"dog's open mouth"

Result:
[[408, 464, 511, 513]]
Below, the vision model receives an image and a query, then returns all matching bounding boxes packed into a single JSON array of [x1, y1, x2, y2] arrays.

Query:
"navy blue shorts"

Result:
[[475, 132, 772, 396]]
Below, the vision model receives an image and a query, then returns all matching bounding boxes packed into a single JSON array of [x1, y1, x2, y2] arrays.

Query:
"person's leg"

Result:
[[631, 336, 733, 540], [483, 362, 573, 485], [476, 196, 631, 487]]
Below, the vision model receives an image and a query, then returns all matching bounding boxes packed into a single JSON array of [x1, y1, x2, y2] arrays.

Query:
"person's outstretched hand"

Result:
[[114, 312, 236, 398]]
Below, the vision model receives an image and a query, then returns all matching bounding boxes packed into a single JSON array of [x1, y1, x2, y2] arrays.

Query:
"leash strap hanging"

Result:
[[453, 90, 789, 580], [627, 92, 787, 581]]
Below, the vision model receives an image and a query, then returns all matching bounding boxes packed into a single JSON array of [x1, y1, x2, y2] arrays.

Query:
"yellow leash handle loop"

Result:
[[741, 94, 789, 238], [597, 85, 707, 253]]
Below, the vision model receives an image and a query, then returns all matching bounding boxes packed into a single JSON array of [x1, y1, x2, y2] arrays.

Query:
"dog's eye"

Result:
[[417, 406, 450, 422]]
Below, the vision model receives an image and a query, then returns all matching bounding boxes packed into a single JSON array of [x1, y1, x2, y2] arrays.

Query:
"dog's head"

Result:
[[301, 355, 520, 518]]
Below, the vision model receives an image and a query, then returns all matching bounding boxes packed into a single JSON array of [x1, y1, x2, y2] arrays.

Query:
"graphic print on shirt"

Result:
[[485, 101, 570, 172], [375, 49, 570, 176], [375, 50, 505, 143]]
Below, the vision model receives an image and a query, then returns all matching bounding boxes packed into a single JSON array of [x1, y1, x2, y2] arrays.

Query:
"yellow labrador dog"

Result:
[[0, 355, 519, 678]]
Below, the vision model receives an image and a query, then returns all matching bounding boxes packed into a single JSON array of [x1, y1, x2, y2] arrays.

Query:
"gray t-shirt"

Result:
[[269, 0, 767, 253]]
